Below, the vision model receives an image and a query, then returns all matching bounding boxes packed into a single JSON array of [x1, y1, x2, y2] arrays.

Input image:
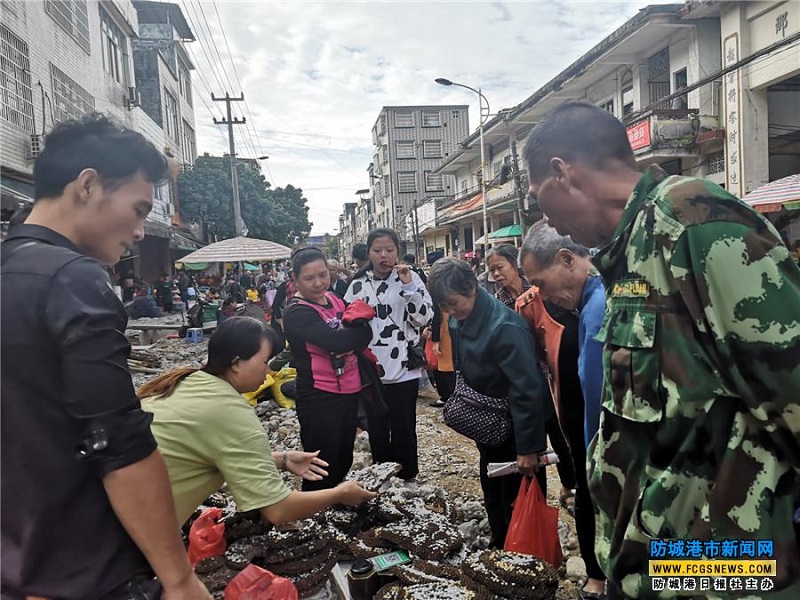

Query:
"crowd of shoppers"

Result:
[[5, 103, 798, 600]]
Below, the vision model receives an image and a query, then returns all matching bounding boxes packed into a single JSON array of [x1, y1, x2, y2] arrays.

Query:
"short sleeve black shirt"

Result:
[[1, 225, 157, 597]]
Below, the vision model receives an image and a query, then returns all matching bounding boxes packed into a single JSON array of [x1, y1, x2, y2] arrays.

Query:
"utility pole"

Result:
[[212, 93, 247, 236], [509, 139, 527, 228], [411, 200, 421, 259]]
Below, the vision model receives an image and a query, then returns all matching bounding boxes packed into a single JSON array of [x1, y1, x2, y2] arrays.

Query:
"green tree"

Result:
[[177, 156, 312, 245], [326, 235, 340, 260]]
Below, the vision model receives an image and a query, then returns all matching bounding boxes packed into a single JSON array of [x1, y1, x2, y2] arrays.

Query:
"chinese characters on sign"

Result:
[[775, 11, 789, 37], [723, 34, 743, 197], [626, 120, 651, 151], [649, 538, 778, 593]]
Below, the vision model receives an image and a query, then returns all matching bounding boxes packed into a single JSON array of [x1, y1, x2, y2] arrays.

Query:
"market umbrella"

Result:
[[743, 174, 800, 213], [488, 224, 524, 240], [179, 236, 292, 263]]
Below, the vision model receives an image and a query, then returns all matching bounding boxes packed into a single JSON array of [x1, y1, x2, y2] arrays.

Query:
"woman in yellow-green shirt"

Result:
[[138, 316, 375, 525]]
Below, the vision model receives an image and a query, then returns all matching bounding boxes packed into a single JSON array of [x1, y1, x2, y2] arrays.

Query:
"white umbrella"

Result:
[[179, 236, 292, 263], [743, 173, 800, 213]]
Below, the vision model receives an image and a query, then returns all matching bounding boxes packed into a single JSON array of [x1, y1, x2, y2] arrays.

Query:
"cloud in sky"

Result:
[[186, 0, 672, 234]]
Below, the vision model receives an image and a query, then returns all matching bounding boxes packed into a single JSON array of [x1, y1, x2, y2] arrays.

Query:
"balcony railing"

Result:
[[625, 109, 719, 155], [649, 81, 672, 110]]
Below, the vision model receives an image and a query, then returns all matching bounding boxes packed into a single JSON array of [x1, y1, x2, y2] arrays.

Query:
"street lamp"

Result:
[[435, 78, 490, 256], [225, 154, 269, 237]]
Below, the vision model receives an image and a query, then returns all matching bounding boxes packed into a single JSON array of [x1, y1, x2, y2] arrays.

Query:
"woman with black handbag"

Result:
[[345, 228, 433, 483], [427, 258, 551, 548], [283, 247, 375, 490]]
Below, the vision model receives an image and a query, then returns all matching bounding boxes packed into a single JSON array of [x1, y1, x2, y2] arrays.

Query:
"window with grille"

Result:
[[182, 121, 196, 165], [396, 141, 415, 159], [599, 98, 614, 114], [395, 111, 413, 128], [422, 110, 441, 127], [45, 0, 90, 53], [708, 151, 725, 174], [423, 140, 442, 159], [382, 145, 388, 164], [100, 9, 125, 83], [164, 89, 179, 141], [622, 86, 634, 118], [383, 176, 390, 196], [379, 114, 386, 134], [178, 58, 192, 106], [50, 63, 94, 123], [425, 172, 443, 192], [452, 110, 460, 119], [0, 25, 34, 132], [397, 172, 417, 193]]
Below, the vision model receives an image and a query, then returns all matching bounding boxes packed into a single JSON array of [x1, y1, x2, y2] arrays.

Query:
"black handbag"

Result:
[[443, 372, 512, 447], [406, 341, 428, 370]]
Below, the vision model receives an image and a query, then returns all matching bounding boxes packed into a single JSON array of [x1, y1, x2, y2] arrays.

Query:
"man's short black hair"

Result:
[[34, 113, 168, 201], [401, 253, 416, 265], [523, 102, 635, 183], [352, 243, 368, 261]]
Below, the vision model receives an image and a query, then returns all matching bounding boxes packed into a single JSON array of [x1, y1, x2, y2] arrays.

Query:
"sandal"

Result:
[[559, 488, 576, 517]]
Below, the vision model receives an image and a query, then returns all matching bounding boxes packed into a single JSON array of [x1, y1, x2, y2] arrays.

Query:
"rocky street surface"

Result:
[[131, 335, 587, 599]]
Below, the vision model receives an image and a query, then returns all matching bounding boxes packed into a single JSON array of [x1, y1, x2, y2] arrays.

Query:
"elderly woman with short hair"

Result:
[[518, 221, 607, 600], [427, 258, 550, 549]]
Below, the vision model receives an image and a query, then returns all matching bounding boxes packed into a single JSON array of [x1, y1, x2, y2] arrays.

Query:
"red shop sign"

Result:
[[627, 120, 651, 151]]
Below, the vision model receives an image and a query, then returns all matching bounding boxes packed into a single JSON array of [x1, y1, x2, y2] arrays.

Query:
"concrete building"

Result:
[[337, 201, 358, 262], [1, 0, 145, 216], [695, 0, 800, 196], [0, 0, 201, 280], [434, 1, 799, 254], [368, 105, 469, 252]]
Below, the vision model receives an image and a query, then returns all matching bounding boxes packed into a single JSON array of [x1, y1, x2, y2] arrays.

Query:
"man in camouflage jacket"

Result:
[[523, 102, 800, 599]]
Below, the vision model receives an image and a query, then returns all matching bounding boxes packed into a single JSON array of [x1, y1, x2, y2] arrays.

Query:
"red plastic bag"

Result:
[[424, 338, 439, 370], [225, 564, 299, 600], [187, 507, 226, 566], [504, 477, 563, 568]]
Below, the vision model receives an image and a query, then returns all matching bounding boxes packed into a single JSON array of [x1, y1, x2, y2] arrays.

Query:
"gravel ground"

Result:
[[133, 336, 587, 599]]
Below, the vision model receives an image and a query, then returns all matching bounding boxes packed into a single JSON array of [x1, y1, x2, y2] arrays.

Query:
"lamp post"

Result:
[[435, 78, 490, 257], [227, 154, 269, 237]]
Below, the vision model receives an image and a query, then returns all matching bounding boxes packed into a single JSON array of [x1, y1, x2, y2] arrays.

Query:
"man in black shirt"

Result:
[[1, 115, 210, 599]]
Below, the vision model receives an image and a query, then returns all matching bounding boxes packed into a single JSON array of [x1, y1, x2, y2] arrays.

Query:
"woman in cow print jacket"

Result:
[[345, 228, 433, 482]]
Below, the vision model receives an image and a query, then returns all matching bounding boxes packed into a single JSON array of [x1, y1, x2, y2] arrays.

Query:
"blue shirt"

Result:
[[578, 275, 606, 446]]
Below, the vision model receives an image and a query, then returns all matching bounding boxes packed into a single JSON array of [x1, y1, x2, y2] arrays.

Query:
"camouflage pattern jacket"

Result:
[[589, 165, 800, 598]]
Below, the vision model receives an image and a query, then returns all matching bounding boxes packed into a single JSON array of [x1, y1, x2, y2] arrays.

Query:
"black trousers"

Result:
[[433, 370, 456, 402], [294, 389, 360, 491], [364, 379, 419, 480], [557, 396, 606, 581], [477, 436, 547, 549], [547, 414, 575, 489]]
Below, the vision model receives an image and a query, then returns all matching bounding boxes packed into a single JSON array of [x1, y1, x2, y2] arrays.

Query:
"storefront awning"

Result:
[[1, 177, 34, 210], [171, 231, 204, 251], [743, 174, 800, 213], [488, 224, 523, 240], [175, 262, 210, 271], [144, 220, 172, 239]]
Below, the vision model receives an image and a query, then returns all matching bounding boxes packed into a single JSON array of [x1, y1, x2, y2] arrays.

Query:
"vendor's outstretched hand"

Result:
[[335, 480, 377, 505], [287, 450, 329, 481]]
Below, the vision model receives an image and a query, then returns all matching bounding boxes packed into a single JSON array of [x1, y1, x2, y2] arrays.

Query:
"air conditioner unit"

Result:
[[29, 134, 45, 159], [125, 86, 140, 110], [164, 202, 175, 217]]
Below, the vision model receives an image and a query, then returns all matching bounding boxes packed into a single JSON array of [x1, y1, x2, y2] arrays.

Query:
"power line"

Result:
[[179, 0, 252, 158], [211, 1, 267, 163], [193, 0, 261, 161]]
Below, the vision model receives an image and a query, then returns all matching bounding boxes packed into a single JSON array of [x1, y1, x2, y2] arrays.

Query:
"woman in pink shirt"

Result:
[[283, 247, 374, 490]]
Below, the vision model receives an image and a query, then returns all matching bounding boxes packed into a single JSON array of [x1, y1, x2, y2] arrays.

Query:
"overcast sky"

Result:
[[186, 0, 673, 235]]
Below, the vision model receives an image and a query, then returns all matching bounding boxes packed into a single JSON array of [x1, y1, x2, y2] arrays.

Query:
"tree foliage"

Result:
[[177, 156, 312, 245]]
